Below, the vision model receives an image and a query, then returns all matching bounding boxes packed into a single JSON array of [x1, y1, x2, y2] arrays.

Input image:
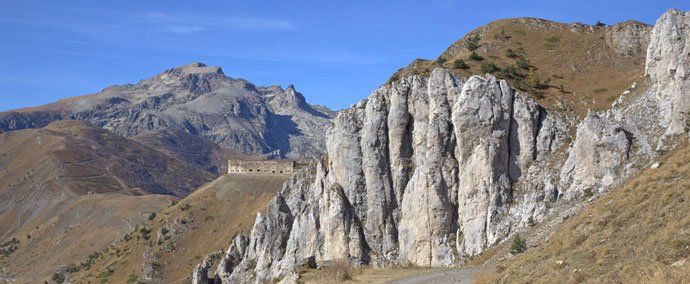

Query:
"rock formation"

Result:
[[0, 63, 335, 160], [193, 9, 690, 283]]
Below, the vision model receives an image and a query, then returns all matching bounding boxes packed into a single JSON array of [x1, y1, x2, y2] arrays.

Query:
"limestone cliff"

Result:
[[195, 9, 690, 283], [203, 70, 570, 283]]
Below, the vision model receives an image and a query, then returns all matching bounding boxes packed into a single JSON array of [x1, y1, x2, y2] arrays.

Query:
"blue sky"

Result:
[[1, 1, 689, 111]]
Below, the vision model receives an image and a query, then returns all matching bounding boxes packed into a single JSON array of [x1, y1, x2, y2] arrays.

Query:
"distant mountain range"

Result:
[[0, 62, 335, 166], [0, 63, 334, 282]]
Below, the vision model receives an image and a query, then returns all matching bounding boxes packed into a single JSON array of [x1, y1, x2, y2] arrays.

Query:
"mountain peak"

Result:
[[169, 62, 225, 76], [286, 84, 297, 95]]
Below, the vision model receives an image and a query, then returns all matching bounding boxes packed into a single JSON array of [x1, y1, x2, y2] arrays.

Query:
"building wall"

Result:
[[228, 160, 296, 175]]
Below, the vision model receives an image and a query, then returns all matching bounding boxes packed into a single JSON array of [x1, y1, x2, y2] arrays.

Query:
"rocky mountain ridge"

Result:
[[0, 62, 335, 161], [192, 9, 690, 283]]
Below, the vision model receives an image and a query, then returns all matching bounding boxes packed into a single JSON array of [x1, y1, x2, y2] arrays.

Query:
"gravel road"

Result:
[[386, 267, 485, 284]]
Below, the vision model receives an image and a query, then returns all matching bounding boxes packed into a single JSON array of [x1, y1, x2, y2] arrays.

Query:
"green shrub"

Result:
[[139, 227, 151, 240], [81, 251, 102, 270], [505, 49, 519, 59], [510, 234, 527, 255], [481, 62, 499, 74], [127, 273, 139, 284], [148, 212, 156, 221], [0, 238, 19, 257], [469, 51, 484, 61], [466, 35, 481, 51], [584, 188, 595, 198], [517, 58, 530, 70], [453, 59, 470, 70], [99, 268, 114, 283], [595, 21, 606, 27], [500, 65, 522, 79]]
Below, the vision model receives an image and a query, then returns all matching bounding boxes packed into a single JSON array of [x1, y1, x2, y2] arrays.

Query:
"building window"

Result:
[[280, 171, 283, 173], [272, 171, 275, 173], [249, 169, 252, 172]]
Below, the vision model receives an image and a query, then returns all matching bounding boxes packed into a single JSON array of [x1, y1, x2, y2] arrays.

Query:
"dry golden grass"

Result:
[[391, 18, 648, 118], [314, 259, 356, 283], [73, 173, 287, 284], [475, 142, 690, 283], [0, 121, 212, 282]]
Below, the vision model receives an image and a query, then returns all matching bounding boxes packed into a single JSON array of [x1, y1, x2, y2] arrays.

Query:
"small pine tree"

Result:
[[517, 58, 530, 70], [469, 51, 484, 61], [480, 62, 499, 74], [595, 21, 606, 27], [510, 234, 527, 255], [466, 35, 481, 51], [453, 59, 470, 70]]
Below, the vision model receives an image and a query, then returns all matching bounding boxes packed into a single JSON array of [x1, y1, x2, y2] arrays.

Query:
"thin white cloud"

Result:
[[138, 11, 296, 34]]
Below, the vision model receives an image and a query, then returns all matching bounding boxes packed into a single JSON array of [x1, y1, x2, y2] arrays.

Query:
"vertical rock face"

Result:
[[644, 9, 690, 136], [605, 21, 652, 56], [211, 69, 569, 283], [559, 112, 631, 199], [198, 9, 690, 283]]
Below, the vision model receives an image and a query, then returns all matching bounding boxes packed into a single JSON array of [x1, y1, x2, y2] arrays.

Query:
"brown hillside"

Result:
[[133, 129, 237, 175], [72, 173, 287, 284], [391, 18, 650, 118], [475, 142, 690, 283], [0, 121, 213, 281]]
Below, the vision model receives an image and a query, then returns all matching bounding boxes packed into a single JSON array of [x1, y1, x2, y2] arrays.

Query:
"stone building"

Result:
[[228, 159, 300, 175]]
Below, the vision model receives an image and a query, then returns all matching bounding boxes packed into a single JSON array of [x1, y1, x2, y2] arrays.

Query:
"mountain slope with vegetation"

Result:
[[476, 142, 690, 283], [0, 120, 213, 282], [391, 18, 650, 117], [70, 173, 288, 284]]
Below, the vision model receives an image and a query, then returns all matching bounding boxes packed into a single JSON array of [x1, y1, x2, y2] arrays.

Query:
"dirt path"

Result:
[[386, 267, 485, 284]]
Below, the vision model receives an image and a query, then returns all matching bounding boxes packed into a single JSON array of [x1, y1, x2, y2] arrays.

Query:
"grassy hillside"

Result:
[[475, 142, 690, 283], [0, 120, 214, 282], [0, 194, 173, 283], [72, 173, 287, 284], [133, 129, 235, 175], [391, 18, 649, 118]]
